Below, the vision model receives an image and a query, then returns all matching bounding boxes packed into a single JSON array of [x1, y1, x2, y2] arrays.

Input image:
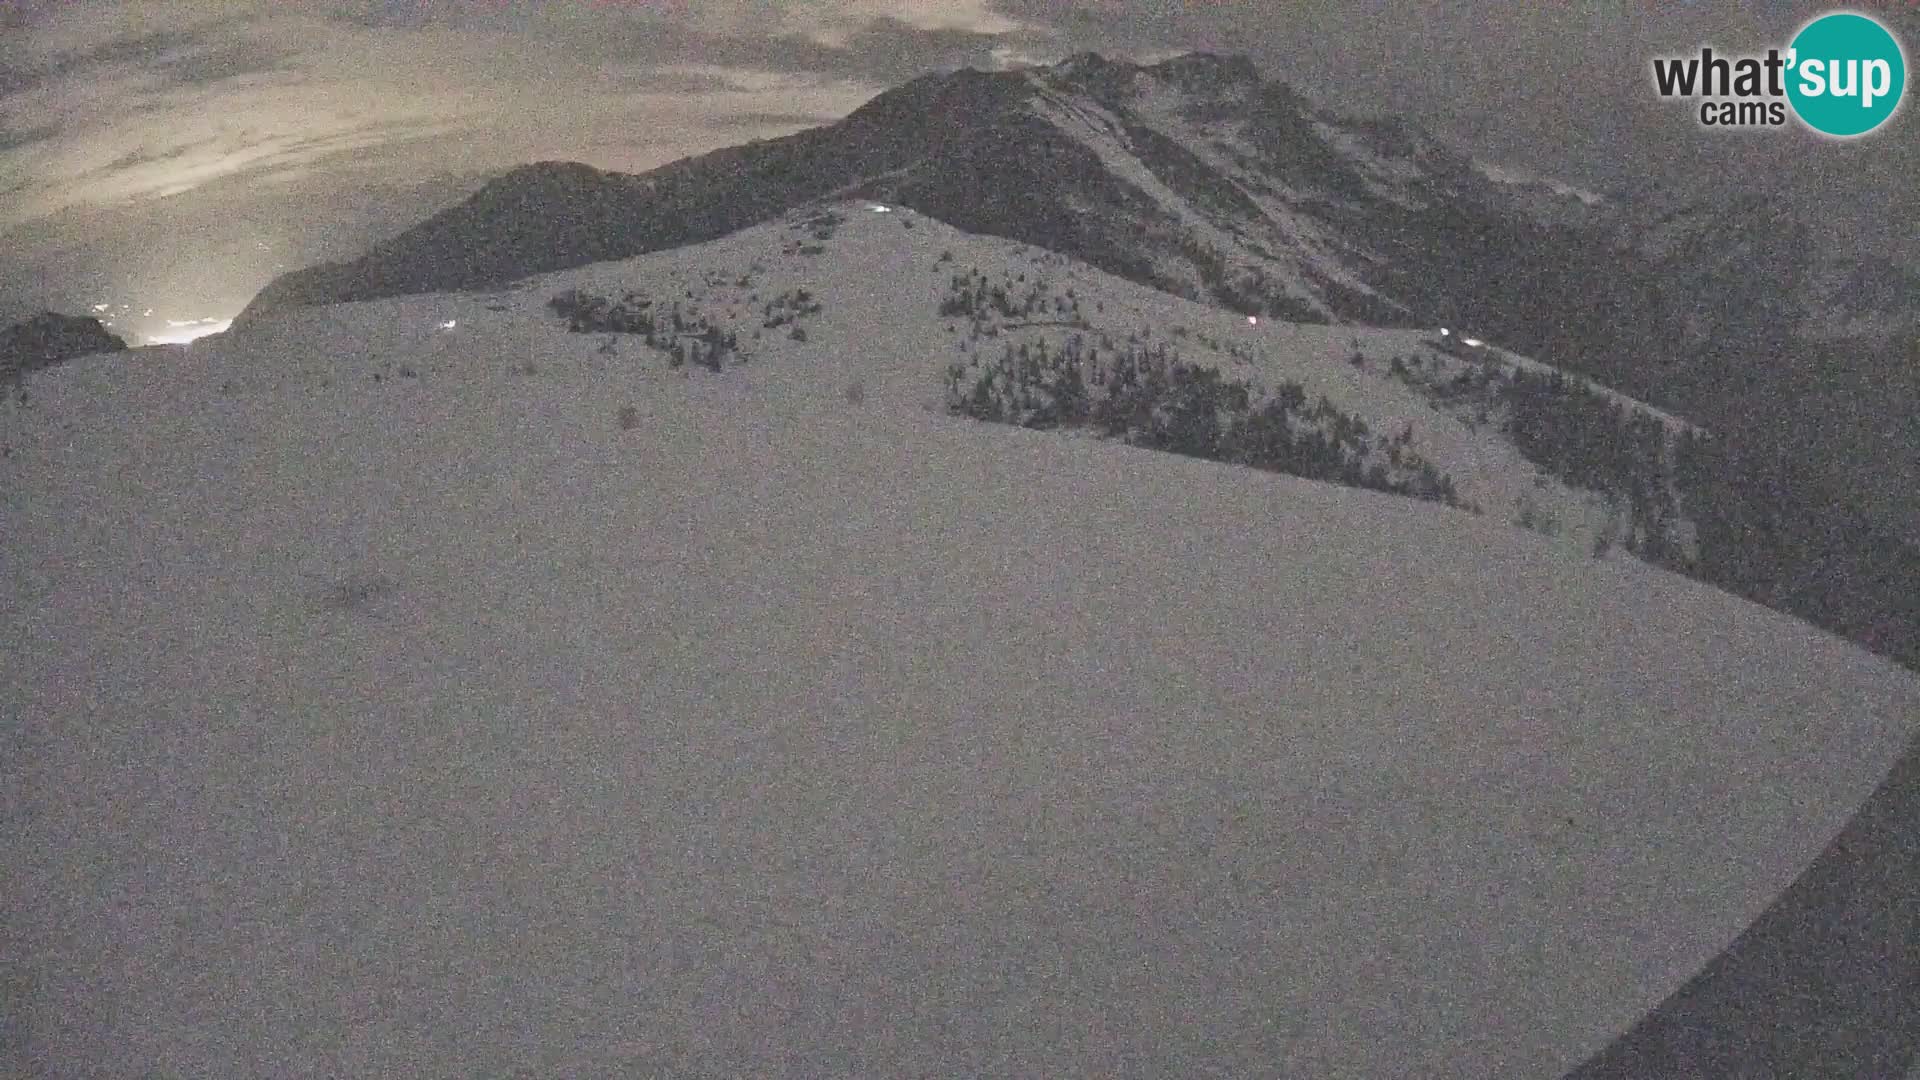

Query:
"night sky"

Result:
[[2, 0, 1914, 344]]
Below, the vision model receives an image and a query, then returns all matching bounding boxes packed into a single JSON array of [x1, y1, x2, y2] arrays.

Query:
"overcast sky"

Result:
[[2, 0, 1914, 340]]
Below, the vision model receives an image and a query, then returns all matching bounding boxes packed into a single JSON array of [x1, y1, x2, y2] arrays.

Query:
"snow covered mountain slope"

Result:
[[295, 201, 1698, 566], [224, 203, 1920, 668], [1472, 160, 1616, 234], [1611, 192, 1920, 349], [7, 203, 1920, 1079]]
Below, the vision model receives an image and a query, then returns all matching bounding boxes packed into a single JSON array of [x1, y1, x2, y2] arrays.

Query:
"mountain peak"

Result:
[[489, 159, 628, 188], [509, 159, 609, 177], [1144, 51, 1261, 83], [1040, 49, 1263, 94], [1054, 50, 1118, 70]]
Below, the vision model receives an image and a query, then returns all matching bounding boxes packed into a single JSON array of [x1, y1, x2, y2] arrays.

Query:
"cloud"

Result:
[[148, 38, 294, 87], [0, 124, 59, 151], [321, 0, 551, 32], [0, 15, 473, 228], [791, 15, 1042, 80], [312, 1, 1048, 84], [550, 13, 1056, 87], [702, 110, 838, 129], [0, 29, 202, 97], [797, 0, 1031, 42], [607, 69, 756, 95], [4, 1, 988, 236], [0, 0, 1073, 325]]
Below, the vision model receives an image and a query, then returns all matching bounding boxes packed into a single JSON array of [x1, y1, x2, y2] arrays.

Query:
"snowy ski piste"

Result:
[[6, 205, 1918, 1078]]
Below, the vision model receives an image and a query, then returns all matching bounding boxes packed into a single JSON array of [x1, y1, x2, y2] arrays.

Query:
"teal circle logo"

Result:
[[1786, 12, 1906, 137]]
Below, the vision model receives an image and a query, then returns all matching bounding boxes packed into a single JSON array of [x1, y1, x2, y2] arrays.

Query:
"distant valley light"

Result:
[[439, 319, 457, 330], [143, 317, 232, 345]]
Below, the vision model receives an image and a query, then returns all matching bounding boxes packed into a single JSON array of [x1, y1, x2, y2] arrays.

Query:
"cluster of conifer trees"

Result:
[[547, 289, 741, 372], [945, 334, 1463, 508], [1385, 344, 1920, 668]]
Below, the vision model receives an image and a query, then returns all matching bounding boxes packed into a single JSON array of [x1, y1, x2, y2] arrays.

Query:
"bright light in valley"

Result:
[[144, 317, 233, 345], [1462, 337, 1485, 348], [439, 319, 457, 330], [1248, 316, 1258, 326]]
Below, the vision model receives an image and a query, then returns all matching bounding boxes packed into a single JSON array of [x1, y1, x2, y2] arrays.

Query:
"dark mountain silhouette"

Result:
[[1, 311, 127, 379]]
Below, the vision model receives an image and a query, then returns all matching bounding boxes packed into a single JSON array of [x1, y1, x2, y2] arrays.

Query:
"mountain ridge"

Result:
[[236, 49, 1918, 539], [216, 199, 1920, 672], [240, 51, 1917, 361]]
